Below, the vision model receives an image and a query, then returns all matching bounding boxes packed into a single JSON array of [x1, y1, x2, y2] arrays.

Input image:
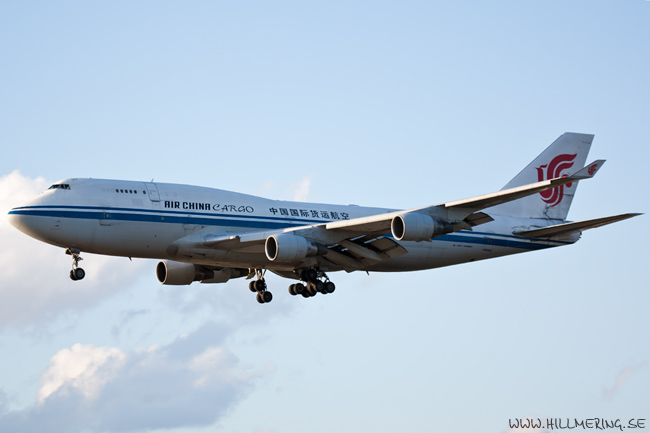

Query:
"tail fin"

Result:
[[488, 132, 594, 220]]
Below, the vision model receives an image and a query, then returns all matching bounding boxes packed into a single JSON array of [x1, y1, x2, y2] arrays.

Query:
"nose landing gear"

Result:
[[66, 248, 85, 281]]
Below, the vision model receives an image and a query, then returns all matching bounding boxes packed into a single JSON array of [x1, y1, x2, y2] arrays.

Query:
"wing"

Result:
[[324, 159, 605, 234], [513, 213, 642, 238], [170, 160, 605, 270]]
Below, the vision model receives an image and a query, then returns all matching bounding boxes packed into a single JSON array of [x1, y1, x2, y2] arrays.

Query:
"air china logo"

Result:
[[536, 153, 577, 207], [587, 163, 599, 176]]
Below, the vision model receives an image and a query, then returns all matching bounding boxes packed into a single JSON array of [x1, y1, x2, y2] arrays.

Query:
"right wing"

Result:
[[325, 159, 606, 234], [170, 160, 606, 270]]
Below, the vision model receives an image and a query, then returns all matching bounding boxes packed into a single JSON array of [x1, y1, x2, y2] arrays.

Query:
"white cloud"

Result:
[[0, 171, 148, 329], [0, 322, 272, 433], [38, 343, 127, 403]]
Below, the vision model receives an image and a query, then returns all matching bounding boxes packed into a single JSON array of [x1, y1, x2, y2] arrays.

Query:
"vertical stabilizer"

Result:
[[488, 133, 594, 220]]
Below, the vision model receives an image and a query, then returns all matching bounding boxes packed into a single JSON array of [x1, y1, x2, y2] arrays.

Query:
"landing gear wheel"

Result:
[[249, 281, 257, 292], [324, 281, 335, 294], [289, 283, 305, 296], [73, 268, 85, 281], [256, 291, 273, 303], [305, 269, 317, 282], [254, 279, 267, 292]]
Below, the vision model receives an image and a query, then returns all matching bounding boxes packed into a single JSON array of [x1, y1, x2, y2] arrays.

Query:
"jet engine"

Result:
[[265, 233, 327, 262], [156, 260, 246, 285], [391, 213, 454, 242]]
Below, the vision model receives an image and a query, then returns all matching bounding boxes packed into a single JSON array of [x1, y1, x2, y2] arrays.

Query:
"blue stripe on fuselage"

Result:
[[8, 205, 567, 250]]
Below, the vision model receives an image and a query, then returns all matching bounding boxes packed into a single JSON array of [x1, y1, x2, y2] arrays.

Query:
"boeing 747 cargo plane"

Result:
[[8, 133, 640, 303]]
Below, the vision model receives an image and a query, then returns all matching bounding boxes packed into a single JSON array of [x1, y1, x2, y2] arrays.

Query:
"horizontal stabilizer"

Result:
[[514, 213, 642, 238]]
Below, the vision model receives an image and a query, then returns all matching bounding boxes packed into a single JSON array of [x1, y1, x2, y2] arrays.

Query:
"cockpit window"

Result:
[[48, 184, 71, 190]]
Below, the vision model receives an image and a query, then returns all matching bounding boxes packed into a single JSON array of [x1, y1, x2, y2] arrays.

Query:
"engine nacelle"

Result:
[[391, 213, 454, 241], [156, 260, 213, 285], [200, 268, 248, 284], [265, 234, 326, 262]]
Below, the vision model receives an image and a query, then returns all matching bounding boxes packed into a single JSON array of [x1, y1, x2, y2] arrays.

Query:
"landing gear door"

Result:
[[144, 182, 160, 202]]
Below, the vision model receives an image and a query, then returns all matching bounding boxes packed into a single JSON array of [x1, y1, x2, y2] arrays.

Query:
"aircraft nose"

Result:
[[7, 208, 24, 230]]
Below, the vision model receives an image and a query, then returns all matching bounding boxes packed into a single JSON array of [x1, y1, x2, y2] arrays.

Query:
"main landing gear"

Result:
[[288, 269, 335, 299], [66, 248, 85, 281], [248, 268, 336, 304], [249, 269, 272, 304]]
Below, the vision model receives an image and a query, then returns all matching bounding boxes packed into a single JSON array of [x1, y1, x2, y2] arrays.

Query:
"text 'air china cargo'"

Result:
[[8, 133, 641, 304]]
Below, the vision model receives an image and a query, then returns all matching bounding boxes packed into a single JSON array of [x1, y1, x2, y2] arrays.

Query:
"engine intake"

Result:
[[265, 234, 326, 262], [391, 213, 454, 242]]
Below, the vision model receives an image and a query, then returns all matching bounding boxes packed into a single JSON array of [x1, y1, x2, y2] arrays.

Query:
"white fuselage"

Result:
[[8, 178, 576, 273]]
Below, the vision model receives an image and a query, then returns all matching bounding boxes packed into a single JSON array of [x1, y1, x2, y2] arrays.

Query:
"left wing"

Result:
[[513, 213, 642, 238]]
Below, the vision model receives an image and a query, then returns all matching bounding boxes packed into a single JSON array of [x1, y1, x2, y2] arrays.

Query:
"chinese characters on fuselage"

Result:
[[268, 207, 349, 220], [162, 201, 349, 220]]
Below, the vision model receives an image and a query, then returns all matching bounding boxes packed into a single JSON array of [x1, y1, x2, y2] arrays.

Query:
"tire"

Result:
[[74, 268, 85, 280], [305, 269, 317, 282], [254, 279, 266, 292]]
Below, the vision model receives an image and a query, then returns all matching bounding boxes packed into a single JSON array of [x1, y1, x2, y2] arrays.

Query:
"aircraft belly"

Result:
[[89, 221, 184, 258]]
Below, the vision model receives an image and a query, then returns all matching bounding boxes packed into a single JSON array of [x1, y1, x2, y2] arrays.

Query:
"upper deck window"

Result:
[[48, 184, 71, 190]]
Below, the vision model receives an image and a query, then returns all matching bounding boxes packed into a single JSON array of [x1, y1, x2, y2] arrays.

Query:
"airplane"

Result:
[[8, 133, 640, 304]]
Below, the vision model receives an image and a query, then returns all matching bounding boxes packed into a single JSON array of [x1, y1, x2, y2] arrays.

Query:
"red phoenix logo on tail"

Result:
[[536, 154, 577, 207]]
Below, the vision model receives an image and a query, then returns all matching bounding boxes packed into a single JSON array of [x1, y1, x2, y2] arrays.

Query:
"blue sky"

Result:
[[1, 1, 648, 432]]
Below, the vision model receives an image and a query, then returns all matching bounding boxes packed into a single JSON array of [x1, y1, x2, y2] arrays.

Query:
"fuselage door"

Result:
[[144, 182, 160, 202]]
